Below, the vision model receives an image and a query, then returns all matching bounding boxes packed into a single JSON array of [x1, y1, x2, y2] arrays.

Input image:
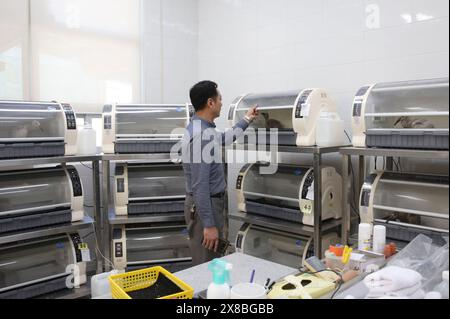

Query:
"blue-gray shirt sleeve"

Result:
[[221, 119, 250, 145]]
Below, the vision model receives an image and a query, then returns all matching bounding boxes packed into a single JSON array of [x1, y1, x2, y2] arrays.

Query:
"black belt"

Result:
[[188, 192, 225, 198]]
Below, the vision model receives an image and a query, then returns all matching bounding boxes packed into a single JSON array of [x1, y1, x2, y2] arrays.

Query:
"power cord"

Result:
[[89, 221, 116, 271], [79, 162, 115, 180]]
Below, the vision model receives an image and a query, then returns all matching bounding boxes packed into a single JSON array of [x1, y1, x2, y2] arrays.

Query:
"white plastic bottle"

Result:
[[432, 271, 449, 299], [91, 270, 120, 299], [358, 223, 372, 251], [77, 123, 97, 155], [207, 259, 233, 299], [372, 225, 386, 254]]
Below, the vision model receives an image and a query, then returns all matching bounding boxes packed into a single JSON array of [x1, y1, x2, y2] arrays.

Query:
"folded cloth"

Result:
[[364, 266, 422, 298], [367, 283, 424, 299], [371, 289, 426, 300]]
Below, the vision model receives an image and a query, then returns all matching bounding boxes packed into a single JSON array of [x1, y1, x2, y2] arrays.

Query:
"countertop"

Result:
[[174, 253, 298, 297]]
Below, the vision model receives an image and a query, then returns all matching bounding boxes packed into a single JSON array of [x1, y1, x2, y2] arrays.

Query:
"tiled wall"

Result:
[[196, 0, 449, 242], [143, 0, 199, 104], [198, 0, 449, 130]]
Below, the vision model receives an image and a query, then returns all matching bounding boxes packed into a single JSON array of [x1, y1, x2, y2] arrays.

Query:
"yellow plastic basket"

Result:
[[109, 266, 194, 299]]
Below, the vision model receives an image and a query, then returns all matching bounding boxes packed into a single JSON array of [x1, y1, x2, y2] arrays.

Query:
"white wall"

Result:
[[198, 0, 449, 130], [196, 0, 450, 242], [0, 0, 28, 100], [143, 0, 198, 104]]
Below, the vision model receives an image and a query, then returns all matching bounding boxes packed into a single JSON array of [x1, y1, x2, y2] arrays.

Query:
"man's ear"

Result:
[[206, 98, 214, 108]]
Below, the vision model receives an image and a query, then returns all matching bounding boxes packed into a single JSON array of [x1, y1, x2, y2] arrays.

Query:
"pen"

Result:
[[250, 269, 256, 283]]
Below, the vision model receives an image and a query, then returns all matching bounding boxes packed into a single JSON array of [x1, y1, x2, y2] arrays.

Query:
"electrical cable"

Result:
[[393, 158, 400, 172], [81, 231, 94, 240], [78, 161, 117, 269], [80, 162, 93, 170], [79, 162, 115, 180], [90, 221, 116, 270]]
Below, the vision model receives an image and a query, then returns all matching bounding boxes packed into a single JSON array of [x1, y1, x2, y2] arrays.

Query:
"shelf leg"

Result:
[[92, 160, 103, 274], [341, 154, 350, 246], [101, 159, 111, 271], [313, 153, 322, 258], [359, 155, 365, 191], [386, 157, 394, 171]]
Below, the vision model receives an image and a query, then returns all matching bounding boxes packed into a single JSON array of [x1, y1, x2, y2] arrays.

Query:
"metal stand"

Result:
[[0, 154, 103, 299], [101, 153, 182, 271], [229, 144, 350, 259], [340, 147, 450, 245]]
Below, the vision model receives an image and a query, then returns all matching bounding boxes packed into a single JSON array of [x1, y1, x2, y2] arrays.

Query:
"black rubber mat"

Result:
[[127, 274, 183, 299]]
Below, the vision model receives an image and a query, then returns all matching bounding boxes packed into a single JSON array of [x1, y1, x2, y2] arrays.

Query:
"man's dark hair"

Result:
[[190, 81, 219, 112]]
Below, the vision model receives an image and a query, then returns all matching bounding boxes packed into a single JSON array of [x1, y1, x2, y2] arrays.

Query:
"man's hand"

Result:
[[203, 227, 219, 252], [245, 105, 259, 122]]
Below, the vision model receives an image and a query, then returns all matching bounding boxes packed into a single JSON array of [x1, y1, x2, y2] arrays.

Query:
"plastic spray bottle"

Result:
[[207, 259, 233, 299]]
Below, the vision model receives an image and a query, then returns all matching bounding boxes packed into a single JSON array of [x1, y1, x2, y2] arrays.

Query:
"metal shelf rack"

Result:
[[340, 147, 450, 245], [0, 216, 94, 245], [228, 144, 351, 258], [0, 154, 103, 272], [100, 153, 185, 271]]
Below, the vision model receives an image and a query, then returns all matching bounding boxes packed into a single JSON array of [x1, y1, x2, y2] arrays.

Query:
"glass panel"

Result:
[[128, 164, 186, 199], [116, 105, 188, 135], [0, 168, 71, 215], [0, 102, 65, 139], [243, 226, 308, 269], [0, 236, 72, 290], [366, 78, 449, 130], [373, 174, 449, 224], [235, 108, 294, 130], [237, 92, 299, 110], [243, 164, 305, 209], [235, 92, 298, 130], [126, 228, 191, 263]]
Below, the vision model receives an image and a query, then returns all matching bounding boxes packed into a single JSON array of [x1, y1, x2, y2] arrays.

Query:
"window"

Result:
[[30, 0, 142, 113], [0, 0, 28, 100]]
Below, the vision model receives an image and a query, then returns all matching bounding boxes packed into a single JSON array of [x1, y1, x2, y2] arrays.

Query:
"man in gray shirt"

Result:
[[182, 81, 258, 265]]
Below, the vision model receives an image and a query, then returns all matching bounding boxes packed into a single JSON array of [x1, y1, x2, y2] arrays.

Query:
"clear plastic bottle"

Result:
[[432, 271, 449, 299]]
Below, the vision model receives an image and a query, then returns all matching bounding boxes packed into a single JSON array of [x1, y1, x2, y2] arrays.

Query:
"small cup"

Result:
[[230, 283, 267, 299]]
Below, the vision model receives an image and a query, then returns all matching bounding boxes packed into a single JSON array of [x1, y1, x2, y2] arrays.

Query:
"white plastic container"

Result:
[[230, 283, 267, 299], [433, 271, 449, 299], [316, 112, 346, 147], [358, 223, 372, 251], [77, 124, 97, 155], [91, 270, 120, 299], [372, 225, 386, 254], [207, 282, 231, 299]]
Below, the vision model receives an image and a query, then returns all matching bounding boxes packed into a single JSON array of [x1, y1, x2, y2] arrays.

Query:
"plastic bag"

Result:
[[388, 234, 449, 293]]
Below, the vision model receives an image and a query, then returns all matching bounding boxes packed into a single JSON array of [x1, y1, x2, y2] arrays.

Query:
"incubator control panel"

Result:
[[295, 90, 313, 119], [67, 167, 83, 197], [62, 104, 77, 130]]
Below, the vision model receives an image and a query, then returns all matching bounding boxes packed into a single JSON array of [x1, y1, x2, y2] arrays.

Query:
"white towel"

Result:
[[367, 283, 424, 299], [364, 266, 422, 298], [370, 288, 426, 300]]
